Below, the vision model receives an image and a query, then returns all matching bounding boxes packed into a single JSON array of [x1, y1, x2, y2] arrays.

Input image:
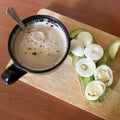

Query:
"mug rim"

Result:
[[8, 15, 70, 73]]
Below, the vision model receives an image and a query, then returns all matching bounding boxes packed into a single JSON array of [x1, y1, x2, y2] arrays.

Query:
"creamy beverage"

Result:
[[1, 15, 70, 85], [13, 21, 68, 71]]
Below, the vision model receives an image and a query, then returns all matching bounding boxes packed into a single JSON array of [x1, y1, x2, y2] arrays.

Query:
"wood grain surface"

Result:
[[7, 9, 120, 120], [1, 0, 120, 120]]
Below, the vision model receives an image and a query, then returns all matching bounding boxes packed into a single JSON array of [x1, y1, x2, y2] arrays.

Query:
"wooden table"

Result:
[[0, 0, 120, 120]]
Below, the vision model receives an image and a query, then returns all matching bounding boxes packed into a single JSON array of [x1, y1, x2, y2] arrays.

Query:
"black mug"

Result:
[[1, 15, 70, 85]]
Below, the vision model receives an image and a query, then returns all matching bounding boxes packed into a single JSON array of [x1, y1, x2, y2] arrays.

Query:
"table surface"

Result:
[[0, 0, 120, 120]]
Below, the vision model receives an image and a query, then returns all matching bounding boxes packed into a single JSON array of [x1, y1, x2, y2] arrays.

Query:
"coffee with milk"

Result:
[[1, 15, 70, 84], [14, 21, 67, 71]]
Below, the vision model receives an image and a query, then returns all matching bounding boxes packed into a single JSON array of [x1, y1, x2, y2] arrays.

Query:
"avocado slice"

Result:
[[69, 28, 97, 44], [80, 75, 94, 91], [72, 56, 80, 68], [70, 28, 87, 39], [107, 40, 120, 60], [96, 50, 110, 66]]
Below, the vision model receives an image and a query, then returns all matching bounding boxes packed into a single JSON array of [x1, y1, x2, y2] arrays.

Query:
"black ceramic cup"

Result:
[[1, 15, 70, 85]]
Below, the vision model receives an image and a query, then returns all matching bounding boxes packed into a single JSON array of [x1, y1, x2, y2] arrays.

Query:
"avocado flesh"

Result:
[[70, 28, 87, 39], [72, 56, 80, 68], [97, 50, 110, 66], [79, 75, 94, 91], [107, 40, 120, 60], [70, 28, 97, 44]]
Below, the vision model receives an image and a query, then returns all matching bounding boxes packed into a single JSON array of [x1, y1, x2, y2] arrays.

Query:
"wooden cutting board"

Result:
[[7, 9, 120, 120]]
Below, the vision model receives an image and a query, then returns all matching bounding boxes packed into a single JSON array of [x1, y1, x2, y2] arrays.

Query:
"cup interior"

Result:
[[8, 15, 70, 73]]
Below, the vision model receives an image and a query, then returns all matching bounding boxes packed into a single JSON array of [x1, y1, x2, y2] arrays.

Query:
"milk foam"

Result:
[[14, 22, 67, 70]]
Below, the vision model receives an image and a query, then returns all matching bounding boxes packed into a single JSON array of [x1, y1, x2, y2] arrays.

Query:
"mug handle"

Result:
[[1, 64, 27, 85]]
